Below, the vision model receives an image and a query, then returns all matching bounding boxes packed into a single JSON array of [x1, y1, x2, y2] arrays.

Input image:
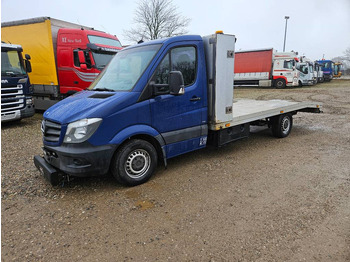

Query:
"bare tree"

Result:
[[124, 0, 190, 42]]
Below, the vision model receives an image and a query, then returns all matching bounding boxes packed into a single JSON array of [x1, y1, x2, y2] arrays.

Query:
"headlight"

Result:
[[64, 118, 102, 143]]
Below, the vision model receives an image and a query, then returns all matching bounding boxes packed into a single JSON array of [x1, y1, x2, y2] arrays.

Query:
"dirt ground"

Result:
[[2, 80, 350, 261]]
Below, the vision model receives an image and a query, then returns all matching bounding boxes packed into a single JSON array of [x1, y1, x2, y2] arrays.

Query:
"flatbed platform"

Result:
[[210, 99, 322, 130]]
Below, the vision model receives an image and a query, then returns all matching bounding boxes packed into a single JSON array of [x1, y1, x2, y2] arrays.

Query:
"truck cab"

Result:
[[36, 35, 208, 185], [57, 28, 122, 94], [296, 58, 315, 86], [313, 62, 324, 83], [317, 60, 333, 81], [1, 43, 35, 122], [272, 52, 300, 88], [333, 62, 342, 78]]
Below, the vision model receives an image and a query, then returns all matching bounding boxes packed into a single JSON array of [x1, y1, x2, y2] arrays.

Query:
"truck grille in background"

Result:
[[1, 85, 25, 112], [41, 120, 62, 143]]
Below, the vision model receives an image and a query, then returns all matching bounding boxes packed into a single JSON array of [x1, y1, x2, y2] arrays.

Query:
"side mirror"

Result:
[[25, 60, 32, 73], [25, 54, 31, 60], [80, 64, 87, 70], [169, 71, 184, 95]]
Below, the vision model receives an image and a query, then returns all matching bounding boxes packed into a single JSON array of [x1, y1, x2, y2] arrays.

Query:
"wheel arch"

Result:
[[110, 125, 166, 167], [273, 76, 287, 88]]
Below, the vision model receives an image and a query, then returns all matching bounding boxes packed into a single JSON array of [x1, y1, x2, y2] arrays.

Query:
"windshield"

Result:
[[91, 51, 116, 70], [298, 64, 308, 74], [323, 62, 330, 69], [334, 64, 340, 75], [88, 35, 122, 48], [89, 44, 161, 92], [1, 50, 26, 76]]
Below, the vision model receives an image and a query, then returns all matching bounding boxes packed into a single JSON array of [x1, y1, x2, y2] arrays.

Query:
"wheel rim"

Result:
[[277, 80, 284, 88], [124, 149, 151, 179], [281, 117, 290, 134]]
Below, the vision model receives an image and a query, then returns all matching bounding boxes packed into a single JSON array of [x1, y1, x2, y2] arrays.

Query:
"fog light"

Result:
[[26, 98, 33, 105], [73, 159, 83, 165]]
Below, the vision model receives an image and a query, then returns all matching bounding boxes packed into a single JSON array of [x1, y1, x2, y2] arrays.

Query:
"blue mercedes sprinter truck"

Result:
[[34, 33, 321, 186]]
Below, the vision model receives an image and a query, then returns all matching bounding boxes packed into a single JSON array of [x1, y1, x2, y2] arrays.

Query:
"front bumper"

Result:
[[21, 100, 35, 118], [1, 98, 35, 122], [34, 142, 117, 183]]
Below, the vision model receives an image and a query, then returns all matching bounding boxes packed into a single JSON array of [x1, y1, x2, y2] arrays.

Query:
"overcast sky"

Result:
[[2, 0, 350, 60]]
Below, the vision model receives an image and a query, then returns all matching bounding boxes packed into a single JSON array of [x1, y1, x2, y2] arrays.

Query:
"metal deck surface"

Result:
[[209, 99, 321, 130]]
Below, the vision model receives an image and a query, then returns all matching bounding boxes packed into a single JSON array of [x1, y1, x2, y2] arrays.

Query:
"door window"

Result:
[[73, 50, 92, 69], [153, 46, 196, 87]]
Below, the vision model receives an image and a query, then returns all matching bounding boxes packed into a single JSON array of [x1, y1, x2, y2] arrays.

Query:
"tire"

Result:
[[271, 113, 293, 138], [111, 139, 158, 186], [274, 78, 286, 89], [298, 80, 303, 87]]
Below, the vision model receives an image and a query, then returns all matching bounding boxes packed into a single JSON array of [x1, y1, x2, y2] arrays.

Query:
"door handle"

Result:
[[190, 96, 201, 101]]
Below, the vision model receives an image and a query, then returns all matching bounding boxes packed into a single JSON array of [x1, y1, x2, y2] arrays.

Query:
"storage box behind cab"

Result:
[[202, 33, 236, 130]]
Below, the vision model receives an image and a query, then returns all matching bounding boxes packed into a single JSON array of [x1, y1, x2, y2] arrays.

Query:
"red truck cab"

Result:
[[57, 28, 122, 94]]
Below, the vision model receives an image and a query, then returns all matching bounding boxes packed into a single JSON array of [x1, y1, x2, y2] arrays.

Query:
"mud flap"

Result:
[[34, 155, 63, 186]]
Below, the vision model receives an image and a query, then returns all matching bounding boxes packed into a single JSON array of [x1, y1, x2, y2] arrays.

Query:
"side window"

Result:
[[283, 60, 293, 69], [153, 46, 196, 87], [73, 50, 92, 69], [73, 50, 80, 67], [171, 46, 196, 86]]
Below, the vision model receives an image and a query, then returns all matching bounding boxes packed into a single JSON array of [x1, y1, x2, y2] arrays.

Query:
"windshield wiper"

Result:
[[93, 87, 115, 92], [96, 65, 106, 70]]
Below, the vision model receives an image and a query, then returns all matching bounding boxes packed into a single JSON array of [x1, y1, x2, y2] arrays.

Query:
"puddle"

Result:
[[124, 189, 141, 199], [135, 200, 155, 210]]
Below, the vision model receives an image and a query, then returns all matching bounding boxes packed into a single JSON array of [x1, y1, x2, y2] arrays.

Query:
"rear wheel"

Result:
[[271, 113, 293, 138], [111, 139, 158, 186], [274, 78, 286, 89]]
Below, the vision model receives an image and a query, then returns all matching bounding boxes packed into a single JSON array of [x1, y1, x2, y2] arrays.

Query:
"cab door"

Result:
[[149, 43, 207, 158]]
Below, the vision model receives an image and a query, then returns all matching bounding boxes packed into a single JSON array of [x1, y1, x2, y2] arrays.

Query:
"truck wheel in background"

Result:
[[319, 77, 324, 83], [271, 113, 293, 138], [298, 80, 303, 87], [274, 78, 286, 89], [111, 139, 158, 186]]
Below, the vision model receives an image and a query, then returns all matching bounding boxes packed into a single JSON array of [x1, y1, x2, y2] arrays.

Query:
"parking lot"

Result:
[[2, 80, 349, 261]]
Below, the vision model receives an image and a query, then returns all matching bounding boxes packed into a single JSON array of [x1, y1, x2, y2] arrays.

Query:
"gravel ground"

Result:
[[2, 79, 350, 261]]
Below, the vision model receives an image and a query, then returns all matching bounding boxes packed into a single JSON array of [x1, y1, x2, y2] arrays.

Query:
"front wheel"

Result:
[[274, 78, 286, 89], [271, 113, 293, 138], [111, 139, 158, 186]]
